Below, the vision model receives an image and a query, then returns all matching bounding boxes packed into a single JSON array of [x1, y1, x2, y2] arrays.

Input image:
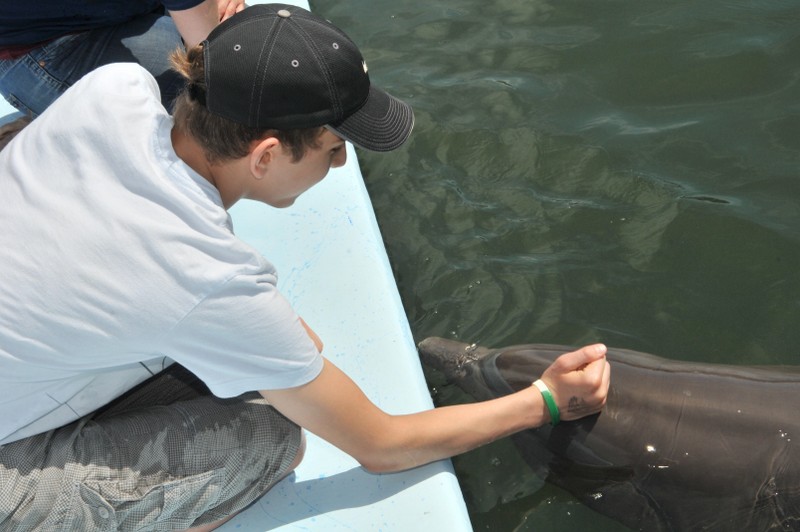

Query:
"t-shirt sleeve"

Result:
[[162, 273, 324, 397]]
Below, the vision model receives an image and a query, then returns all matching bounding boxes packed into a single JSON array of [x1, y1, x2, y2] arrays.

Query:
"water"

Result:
[[312, 0, 800, 529]]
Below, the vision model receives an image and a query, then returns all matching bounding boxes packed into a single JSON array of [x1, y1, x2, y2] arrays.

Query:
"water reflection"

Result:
[[316, 0, 800, 528]]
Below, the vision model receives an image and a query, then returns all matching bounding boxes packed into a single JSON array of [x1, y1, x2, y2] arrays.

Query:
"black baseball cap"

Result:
[[198, 3, 414, 152]]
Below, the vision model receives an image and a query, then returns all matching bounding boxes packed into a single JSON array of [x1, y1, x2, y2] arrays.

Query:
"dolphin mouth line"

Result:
[[454, 343, 481, 368]]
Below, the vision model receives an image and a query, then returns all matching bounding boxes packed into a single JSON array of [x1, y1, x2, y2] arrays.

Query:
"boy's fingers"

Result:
[[552, 343, 607, 374], [539, 345, 611, 422], [583, 354, 611, 382]]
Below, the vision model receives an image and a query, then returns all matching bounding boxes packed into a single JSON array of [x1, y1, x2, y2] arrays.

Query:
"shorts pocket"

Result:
[[61, 469, 225, 531]]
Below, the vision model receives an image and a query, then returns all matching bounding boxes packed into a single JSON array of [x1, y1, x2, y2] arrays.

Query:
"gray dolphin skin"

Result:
[[418, 337, 800, 532]]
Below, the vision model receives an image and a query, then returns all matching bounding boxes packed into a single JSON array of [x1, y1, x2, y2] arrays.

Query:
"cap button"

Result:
[[277, 9, 291, 17]]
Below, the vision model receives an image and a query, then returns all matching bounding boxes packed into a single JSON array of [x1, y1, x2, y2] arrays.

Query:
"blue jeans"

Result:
[[0, 12, 184, 116]]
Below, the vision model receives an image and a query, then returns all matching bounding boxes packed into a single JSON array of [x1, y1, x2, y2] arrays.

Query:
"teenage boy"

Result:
[[0, 4, 610, 531]]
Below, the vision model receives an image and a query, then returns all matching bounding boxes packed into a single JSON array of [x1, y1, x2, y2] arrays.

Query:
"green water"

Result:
[[312, 0, 800, 529]]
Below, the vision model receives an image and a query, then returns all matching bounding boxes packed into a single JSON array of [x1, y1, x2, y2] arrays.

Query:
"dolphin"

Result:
[[418, 337, 800, 532]]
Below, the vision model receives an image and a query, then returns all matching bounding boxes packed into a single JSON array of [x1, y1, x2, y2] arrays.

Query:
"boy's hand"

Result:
[[539, 344, 610, 422], [216, 0, 246, 22]]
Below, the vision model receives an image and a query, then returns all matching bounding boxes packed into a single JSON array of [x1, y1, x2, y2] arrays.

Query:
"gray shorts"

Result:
[[0, 365, 302, 531]]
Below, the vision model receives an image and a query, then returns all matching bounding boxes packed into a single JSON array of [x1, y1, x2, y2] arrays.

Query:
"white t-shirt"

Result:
[[0, 64, 324, 444]]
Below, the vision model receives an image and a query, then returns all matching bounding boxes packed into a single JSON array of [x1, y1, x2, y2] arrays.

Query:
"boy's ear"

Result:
[[250, 136, 281, 179]]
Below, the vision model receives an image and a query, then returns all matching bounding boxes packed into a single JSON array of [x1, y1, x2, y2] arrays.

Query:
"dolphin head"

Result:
[[417, 337, 588, 479], [417, 337, 498, 402], [418, 336, 580, 400]]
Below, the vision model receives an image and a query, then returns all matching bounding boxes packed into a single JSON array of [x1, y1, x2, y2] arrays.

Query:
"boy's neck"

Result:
[[170, 126, 243, 209]]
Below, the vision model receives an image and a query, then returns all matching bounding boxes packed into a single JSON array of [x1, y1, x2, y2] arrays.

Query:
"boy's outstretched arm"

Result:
[[261, 344, 609, 473]]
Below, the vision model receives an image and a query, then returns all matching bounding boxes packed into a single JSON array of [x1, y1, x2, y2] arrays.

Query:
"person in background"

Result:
[[0, 0, 245, 115], [0, 4, 611, 531]]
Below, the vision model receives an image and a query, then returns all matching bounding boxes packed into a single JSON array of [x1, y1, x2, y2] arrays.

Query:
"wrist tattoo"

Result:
[[568, 396, 588, 413]]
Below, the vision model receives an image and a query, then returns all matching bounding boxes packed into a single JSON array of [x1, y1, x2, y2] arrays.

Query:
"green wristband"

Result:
[[533, 379, 560, 426]]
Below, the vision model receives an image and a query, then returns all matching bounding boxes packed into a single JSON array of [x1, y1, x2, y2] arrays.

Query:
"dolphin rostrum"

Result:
[[418, 337, 800, 532]]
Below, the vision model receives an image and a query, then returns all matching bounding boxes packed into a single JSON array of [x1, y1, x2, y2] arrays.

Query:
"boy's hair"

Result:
[[170, 46, 323, 163]]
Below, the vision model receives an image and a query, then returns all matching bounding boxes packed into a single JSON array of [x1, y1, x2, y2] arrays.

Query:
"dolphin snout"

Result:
[[417, 337, 490, 381]]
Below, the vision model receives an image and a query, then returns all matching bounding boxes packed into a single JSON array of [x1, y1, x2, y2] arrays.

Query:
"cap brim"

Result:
[[328, 86, 414, 152]]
